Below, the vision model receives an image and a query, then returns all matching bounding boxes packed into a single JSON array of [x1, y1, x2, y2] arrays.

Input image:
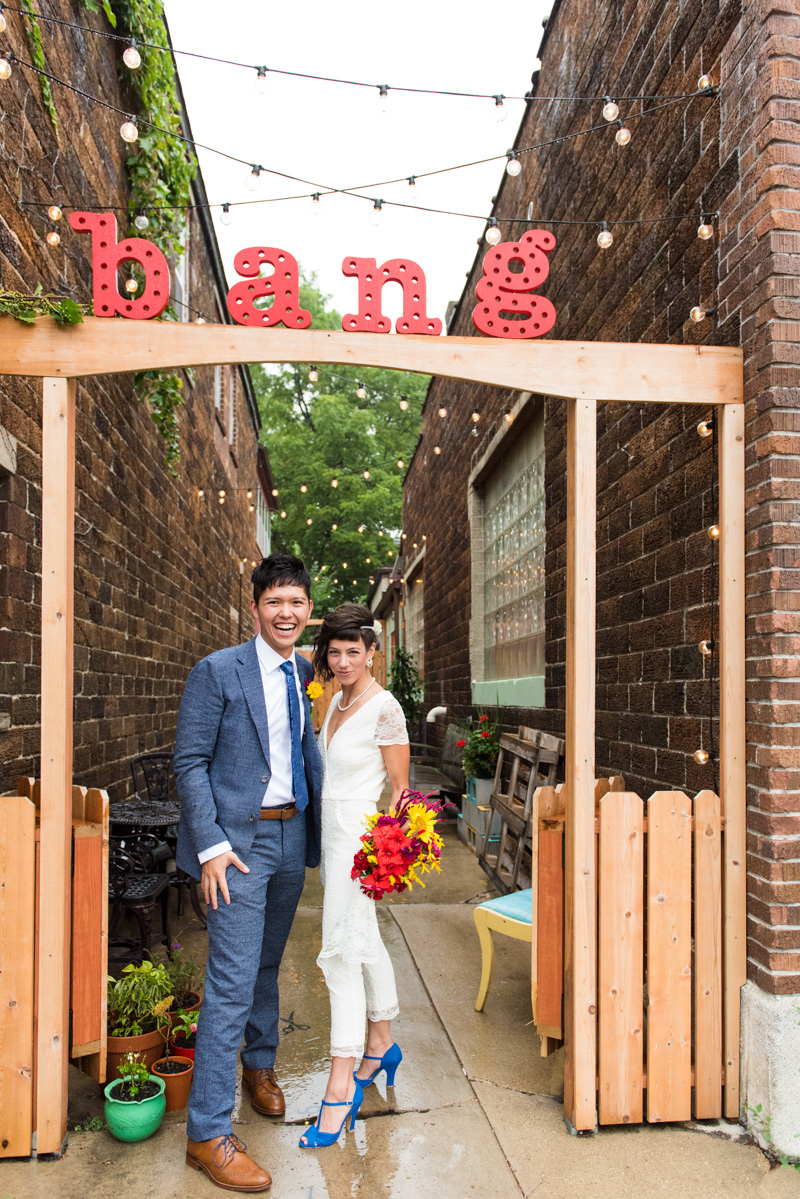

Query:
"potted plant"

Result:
[[104, 1052, 166, 1142], [165, 941, 203, 1015], [388, 648, 424, 725], [151, 1014, 194, 1113], [107, 960, 173, 1078], [457, 712, 501, 805], [169, 1009, 198, 1062]]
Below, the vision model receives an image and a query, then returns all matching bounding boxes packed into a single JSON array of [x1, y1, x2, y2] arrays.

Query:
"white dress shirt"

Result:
[[197, 636, 305, 865]]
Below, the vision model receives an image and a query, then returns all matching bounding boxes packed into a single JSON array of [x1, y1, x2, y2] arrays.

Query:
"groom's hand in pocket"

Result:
[[201, 850, 249, 910]]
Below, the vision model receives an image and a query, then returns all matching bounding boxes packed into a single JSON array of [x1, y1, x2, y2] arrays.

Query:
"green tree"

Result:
[[252, 274, 429, 614]]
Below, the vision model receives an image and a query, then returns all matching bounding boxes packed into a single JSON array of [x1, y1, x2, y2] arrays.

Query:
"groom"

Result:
[[174, 552, 322, 1192]]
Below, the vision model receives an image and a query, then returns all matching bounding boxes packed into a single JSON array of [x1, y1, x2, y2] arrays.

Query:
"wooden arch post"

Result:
[[0, 319, 743, 1151]]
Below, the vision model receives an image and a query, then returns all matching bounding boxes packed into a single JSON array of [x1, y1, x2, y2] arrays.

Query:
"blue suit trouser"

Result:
[[187, 813, 306, 1141]]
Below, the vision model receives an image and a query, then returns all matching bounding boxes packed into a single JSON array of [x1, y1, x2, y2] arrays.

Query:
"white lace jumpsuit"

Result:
[[317, 689, 408, 1058]]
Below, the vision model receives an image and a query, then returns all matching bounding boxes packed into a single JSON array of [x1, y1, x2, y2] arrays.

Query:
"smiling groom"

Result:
[[174, 552, 322, 1193]]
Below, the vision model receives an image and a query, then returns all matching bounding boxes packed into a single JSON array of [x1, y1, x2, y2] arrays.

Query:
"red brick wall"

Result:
[[403, 0, 800, 992], [0, 5, 264, 801]]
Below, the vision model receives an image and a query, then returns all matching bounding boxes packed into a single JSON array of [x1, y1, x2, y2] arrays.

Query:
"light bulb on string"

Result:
[[218, 489, 226, 500], [280, 510, 286, 518], [247, 491, 253, 500], [697, 417, 714, 438], [615, 122, 631, 146], [122, 44, 141, 69], [245, 166, 263, 193], [331, 478, 338, 488], [0, 10, 6, 33], [0, 56, 12, 80], [249, 504, 255, 512], [485, 218, 502, 246], [48, 205, 62, 222], [308, 367, 318, 382], [438, 406, 448, 418], [46, 230, 61, 247], [124, 276, 138, 294], [472, 410, 480, 424], [707, 524, 720, 540], [371, 199, 384, 227], [332, 523, 338, 530], [433, 444, 441, 455], [693, 748, 710, 765], [698, 639, 714, 656], [493, 95, 507, 123], [697, 217, 714, 240], [254, 66, 268, 96], [698, 74, 713, 91], [363, 470, 370, 479], [219, 203, 233, 226], [407, 175, 416, 191], [505, 152, 522, 177], [378, 83, 390, 113], [271, 488, 279, 497], [602, 97, 619, 122], [120, 117, 139, 143], [397, 459, 404, 468], [197, 489, 205, 499], [597, 222, 614, 249], [134, 212, 149, 231], [311, 192, 320, 215], [399, 396, 409, 410], [690, 305, 715, 323], [504, 411, 514, 424], [356, 383, 367, 399], [300, 484, 307, 493]]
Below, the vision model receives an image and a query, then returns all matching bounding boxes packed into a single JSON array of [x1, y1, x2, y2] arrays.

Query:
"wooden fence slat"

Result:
[[0, 797, 36, 1157], [80, 789, 109, 1083], [647, 791, 693, 1122], [694, 790, 723, 1118], [537, 829, 564, 1036], [598, 793, 644, 1124], [70, 827, 103, 1053]]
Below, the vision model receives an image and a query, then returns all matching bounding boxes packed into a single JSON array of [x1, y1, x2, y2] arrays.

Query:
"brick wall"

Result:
[[0, 4, 266, 801], [402, 0, 800, 993]]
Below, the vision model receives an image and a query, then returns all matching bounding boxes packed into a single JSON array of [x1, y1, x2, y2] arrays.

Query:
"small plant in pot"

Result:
[[165, 941, 203, 1014], [457, 712, 501, 805], [107, 960, 173, 1077], [169, 1008, 198, 1061], [104, 1052, 166, 1142], [152, 999, 195, 1112]]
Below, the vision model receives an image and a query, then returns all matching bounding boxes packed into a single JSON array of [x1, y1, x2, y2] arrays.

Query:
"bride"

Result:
[[299, 602, 410, 1148]]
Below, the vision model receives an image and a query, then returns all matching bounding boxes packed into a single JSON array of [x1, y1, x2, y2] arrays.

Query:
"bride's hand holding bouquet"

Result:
[[351, 788, 444, 900]]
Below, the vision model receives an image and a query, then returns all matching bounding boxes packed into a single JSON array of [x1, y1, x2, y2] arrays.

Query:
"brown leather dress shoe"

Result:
[[241, 1066, 286, 1117], [186, 1134, 271, 1193]]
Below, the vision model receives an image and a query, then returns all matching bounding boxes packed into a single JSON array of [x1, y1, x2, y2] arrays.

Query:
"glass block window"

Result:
[[405, 575, 424, 679], [255, 489, 270, 558], [482, 425, 545, 680]]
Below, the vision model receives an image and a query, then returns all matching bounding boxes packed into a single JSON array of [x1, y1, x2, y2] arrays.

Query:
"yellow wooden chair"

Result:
[[473, 888, 533, 1011]]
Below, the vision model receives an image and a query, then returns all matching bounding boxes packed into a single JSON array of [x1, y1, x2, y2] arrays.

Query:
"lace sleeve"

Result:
[[374, 694, 409, 746]]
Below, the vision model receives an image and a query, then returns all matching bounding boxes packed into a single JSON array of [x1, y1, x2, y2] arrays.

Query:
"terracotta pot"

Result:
[[169, 1033, 195, 1061], [168, 993, 201, 1026], [151, 1056, 194, 1112], [107, 1027, 167, 1079]]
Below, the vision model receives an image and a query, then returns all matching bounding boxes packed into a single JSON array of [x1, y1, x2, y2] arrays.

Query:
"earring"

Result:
[[367, 657, 373, 668]]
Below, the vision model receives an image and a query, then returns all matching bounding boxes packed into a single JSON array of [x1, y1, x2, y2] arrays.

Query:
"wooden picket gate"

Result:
[[532, 784, 727, 1124]]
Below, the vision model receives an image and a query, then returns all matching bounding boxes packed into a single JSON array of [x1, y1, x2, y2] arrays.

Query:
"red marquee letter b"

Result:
[[69, 211, 170, 319]]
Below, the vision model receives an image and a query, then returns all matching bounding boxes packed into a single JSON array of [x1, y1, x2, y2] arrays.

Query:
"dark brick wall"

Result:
[[0, 5, 265, 801], [403, 0, 800, 992]]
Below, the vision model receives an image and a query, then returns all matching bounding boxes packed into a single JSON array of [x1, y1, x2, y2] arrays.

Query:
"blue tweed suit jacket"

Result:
[[173, 636, 323, 880]]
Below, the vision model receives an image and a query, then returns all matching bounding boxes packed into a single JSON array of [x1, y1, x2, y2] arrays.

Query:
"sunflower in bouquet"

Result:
[[352, 788, 444, 900]]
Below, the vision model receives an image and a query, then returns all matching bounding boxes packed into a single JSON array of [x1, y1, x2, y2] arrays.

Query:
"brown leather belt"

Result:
[[260, 805, 297, 820]]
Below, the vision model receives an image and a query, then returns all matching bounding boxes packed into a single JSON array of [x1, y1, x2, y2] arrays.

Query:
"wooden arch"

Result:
[[0, 320, 745, 1150]]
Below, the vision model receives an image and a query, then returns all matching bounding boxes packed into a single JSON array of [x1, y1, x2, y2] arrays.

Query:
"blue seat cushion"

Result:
[[477, 888, 533, 925]]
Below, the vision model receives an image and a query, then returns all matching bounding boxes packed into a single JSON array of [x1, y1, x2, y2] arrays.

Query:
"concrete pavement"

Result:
[[1, 824, 795, 1198]]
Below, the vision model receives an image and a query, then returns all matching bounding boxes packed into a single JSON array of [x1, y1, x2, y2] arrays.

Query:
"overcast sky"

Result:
[[163, 0, 550, 325]]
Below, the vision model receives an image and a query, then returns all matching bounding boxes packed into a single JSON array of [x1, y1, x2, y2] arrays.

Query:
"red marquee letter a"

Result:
[[342, 257, 442, 335]]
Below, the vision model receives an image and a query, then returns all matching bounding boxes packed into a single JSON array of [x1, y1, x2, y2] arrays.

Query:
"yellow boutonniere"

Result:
[[306, 680, 324, 700]]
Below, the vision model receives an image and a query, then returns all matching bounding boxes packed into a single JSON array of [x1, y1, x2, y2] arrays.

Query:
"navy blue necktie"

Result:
[[280, 660, 309, 812]]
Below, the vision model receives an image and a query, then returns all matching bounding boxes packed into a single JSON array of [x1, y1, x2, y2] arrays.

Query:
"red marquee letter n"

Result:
[[342, 258, 442, 335], [69, 211, 170, 318]]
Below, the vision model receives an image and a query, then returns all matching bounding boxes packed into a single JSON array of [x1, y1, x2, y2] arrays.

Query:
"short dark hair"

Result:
[[312, 602, 376, 681], [252, 553, 312, 603]]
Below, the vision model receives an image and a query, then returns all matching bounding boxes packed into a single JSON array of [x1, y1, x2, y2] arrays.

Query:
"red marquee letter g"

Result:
[[472, 230, 557, 339], [69, 211, 170, 319]]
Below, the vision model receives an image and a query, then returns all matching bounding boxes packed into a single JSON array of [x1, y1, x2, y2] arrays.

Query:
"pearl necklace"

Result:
[[338, 678, 376, 712]]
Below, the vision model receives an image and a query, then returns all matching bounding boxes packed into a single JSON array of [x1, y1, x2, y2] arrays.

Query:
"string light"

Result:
[[493, 94, 507, 123], [485, 218, 502, 245], [134, 212, 149, 231], [219, 202, 232, 225], [597, 222, 613, 249], [245, 165, 263, 192], [218, 489, 226, 499], [197, 488, 205, 499], [505, 151, 522, 176], [122, 44, 141, 69], [300, 484, 308, 493], [438, 406, 448, 418], [271, 488, 279, 496], [47, 204, 62, 221], [697, 216, 714, 240], [504, 411, 514, 424], [119, 117, 138, 142], [280, 510, 287, 518], [0, 57, 12, 80], [194, 315, 205, 324], [311, 192, 320, 213], [434, 444, 441, 454], [45, 230, 60, 246], [356, 383, 367, 399], [690, 306, 715, 322], [698, 639, 714, 656], [332, 523, 338, 530], [308, 367, 318, 382], [697, 417, 714, 438], [377, 83, 390, 113], [371, 199, 384, 226], [397, 459, 404, 468], [602, 97, 619, 121], [698, 74, 713, 91], [124, 276, 138, 293], [331, 478, 338, 488], [615, 122, 631, 146], [472, 411, 480, 423], [693, 748, 710, 765], [254, 66, 268, 96], [363, 470, 370, 479], [246, 490, 253, 499], [407, 175, 416, 190], [707, 524, 720, 540], [399, 396, 409, 410]]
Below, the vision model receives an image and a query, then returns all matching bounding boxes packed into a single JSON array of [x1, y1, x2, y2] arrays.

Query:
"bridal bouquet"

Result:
[[352, 788, 444, 901]]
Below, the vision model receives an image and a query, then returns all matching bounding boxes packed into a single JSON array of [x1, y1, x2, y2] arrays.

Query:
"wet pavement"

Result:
[[2, 823, 797, 1198]]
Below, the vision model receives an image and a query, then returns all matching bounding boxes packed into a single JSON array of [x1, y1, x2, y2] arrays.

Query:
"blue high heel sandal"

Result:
[[354, 1042, 403, 1088], [299, 1083, 364, 1148]]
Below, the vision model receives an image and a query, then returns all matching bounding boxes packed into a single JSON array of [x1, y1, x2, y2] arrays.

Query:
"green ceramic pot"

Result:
[[104, 1075, 166, 1142]]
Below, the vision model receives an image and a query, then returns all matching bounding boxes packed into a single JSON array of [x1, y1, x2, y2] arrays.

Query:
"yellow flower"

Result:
[[407, 804, 437, 842], [306, 680, 324, 700]]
